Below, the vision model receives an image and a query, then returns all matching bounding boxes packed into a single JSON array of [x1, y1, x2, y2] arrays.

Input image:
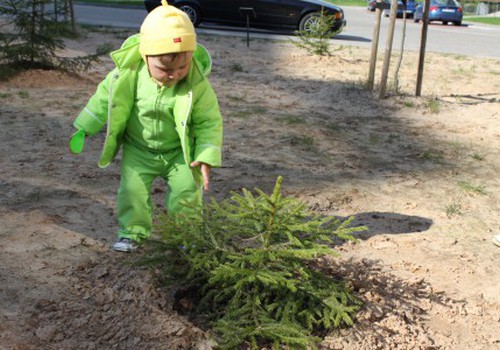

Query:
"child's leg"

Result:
[[117, 143, 159, 242], [164, 151, 203, 218]]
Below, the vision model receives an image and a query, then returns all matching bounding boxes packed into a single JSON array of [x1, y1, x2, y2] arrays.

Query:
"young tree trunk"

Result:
[[69, 0, 75, 32], [30, 0, 37, 66], [40, 0, 45, 33], [393, 7, 407, 93], [64, 0, 69, 22]]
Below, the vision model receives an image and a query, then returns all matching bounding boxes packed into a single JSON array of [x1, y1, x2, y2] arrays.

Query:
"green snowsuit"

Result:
[[72, 34, 223, 241]]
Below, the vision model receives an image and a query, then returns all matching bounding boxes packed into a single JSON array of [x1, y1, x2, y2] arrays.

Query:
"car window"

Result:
[[433, 0, 460, 6]]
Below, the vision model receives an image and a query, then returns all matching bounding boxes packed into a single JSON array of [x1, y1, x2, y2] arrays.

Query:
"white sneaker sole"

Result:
[[112, 242, 137, 252]]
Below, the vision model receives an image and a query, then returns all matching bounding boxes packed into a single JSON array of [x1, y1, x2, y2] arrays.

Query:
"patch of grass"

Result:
[[452, 65, 476, 80], [290, 135, 315, 151], [470, 152, 485, 161], [226, 94, 246, 102], [418, 149, 444, 161], [342, 83, 364, 94], [325, 122, 341, 131], [403, 100, 415, 108], [445, 140, 467, 158], [386, 133, 400, 143], [427, 98, 441, 114], [328, 0, 366, 6], [278, 114, 306, 125], [230, 63, 244, 73], [464, 17, 500, 26], [0, 92, 12, 98], [458, 181, 487, 195], [231, 106, 267, 118], [18, 90, 30, 99], [445, 201, 462, 218], [369, 134, 381, 145]]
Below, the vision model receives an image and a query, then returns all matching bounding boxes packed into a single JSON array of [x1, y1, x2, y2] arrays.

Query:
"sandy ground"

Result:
[[0, 25, 499, 349]]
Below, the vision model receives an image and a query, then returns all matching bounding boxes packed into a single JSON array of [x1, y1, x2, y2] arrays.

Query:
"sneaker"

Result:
[[493, 234, 500, 247], [112, 238, 137, 252]]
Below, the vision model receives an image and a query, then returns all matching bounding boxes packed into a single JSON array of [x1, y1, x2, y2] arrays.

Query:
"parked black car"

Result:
[[144, 0, 346, 34], [367, 0, 390, 12]]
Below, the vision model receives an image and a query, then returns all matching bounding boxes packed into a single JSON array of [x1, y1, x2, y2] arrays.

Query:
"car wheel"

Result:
[[298, 12, 322, 32], [414, 18, 420, 23], [442, 21, 448, 25], [299, 12, 321, 32], [178, 3, 201, 27], [453, 20, 462, 26]]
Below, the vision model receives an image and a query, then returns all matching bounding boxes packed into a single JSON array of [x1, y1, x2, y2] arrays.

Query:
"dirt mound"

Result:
[[26, 254, 212, 350], [0, 69, 83, 88]]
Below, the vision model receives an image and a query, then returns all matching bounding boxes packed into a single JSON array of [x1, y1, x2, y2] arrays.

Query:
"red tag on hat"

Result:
[[173, 37, 182, 43]]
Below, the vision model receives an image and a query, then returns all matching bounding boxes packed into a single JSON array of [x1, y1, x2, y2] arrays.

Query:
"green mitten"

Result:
[[69, 129, 86, 154]]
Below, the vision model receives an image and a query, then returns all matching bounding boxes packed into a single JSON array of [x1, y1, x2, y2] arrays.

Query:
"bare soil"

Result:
[[1, 27, 499, 349]]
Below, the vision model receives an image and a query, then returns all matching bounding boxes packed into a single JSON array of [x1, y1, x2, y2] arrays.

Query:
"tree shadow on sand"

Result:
[[345, 211, 433, 239], [319, 256, 457, 348], [0, 178, 116, 244]]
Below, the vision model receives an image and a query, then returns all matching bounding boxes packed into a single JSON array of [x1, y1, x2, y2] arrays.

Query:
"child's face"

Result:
[[146, 51, 193, 87]]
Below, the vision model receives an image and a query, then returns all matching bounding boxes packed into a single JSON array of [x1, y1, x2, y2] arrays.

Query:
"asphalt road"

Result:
[[74, 4, 500, 59], [339, 6, 500, 59]]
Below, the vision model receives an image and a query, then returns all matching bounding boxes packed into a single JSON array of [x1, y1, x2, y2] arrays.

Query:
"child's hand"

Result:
[[190, 161, 211, 192]]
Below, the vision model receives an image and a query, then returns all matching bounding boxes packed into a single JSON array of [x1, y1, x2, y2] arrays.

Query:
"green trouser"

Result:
[[117, 142, 202, 242]]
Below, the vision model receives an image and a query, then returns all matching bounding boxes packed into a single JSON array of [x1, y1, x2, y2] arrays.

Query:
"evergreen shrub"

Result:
[[143, 177, 367, 349], [0, 0, 103, 71], [292, 9, 339, 56]]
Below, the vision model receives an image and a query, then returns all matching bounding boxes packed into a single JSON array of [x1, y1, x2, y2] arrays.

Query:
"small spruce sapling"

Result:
[[142, 176, 367, 349], [292, 9, 339, 56], [0, 0, 103, 71]]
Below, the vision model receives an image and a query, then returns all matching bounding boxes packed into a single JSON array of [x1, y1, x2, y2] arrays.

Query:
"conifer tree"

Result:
[[292, 9, 339, 56], [142, 177, 367, 349], [0, 0, 100, 71]]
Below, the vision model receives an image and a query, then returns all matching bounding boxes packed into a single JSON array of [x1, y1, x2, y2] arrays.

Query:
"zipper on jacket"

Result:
[[181, 90, 193, 165], [153, 85, 163, 147]]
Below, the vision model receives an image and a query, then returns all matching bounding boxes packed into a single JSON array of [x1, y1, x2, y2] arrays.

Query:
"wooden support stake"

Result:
[[378, 0, 399, 99], [416, 0, 430, 96], [367, 0, 384, 91]]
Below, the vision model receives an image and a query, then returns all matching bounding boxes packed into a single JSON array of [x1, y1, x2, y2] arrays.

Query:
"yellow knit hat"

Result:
[[139, 0, 196, 56]]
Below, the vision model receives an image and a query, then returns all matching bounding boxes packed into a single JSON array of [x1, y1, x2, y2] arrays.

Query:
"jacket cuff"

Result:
[[194, 144, 221, 167]]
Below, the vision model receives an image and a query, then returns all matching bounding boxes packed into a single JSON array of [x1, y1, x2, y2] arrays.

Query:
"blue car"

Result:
[[413, 0, 463, 25], [383, 0, 417, 18]]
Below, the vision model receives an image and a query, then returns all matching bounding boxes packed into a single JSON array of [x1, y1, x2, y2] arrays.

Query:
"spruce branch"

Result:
[[141, 176, 367, 348], [0, 0, 105, 72]]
